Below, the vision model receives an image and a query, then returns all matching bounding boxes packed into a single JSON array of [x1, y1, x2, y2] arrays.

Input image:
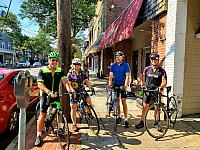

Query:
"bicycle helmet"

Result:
[[149, 52, 159, 60], [48, 52, 60, 59], [72, 58, 81, 64], [115, 51, 124, 58]]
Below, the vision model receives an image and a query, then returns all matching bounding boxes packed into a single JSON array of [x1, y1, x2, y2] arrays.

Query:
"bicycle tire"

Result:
[[168, 96, 178, 127], [106, 94, 112, 117], [35, 102, 40, 128], [113, 100, 118, 132], [144, 104, 169, 139], [84, 105, 100, 135], [56, 111, 70, 150]]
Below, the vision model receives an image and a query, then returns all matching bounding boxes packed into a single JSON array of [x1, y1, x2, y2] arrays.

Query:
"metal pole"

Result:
[[18, 108, 26, 150]]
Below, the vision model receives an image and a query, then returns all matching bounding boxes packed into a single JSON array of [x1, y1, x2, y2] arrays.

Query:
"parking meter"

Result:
[[14, 70, 33, 150], [14, 70, 33, 108]]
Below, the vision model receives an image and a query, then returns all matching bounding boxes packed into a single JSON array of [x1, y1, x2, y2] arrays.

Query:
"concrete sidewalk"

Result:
[[8, 72, 200, 149]]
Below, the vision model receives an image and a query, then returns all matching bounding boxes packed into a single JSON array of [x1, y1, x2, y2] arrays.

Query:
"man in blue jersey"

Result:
[[135, 52, 167, 129], [108, 51, 131, 128]]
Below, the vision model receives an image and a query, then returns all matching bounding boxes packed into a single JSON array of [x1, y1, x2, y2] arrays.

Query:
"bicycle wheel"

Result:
[[35, 102, 40, 127], [106, 94, 112, 117], [84, 105, 100, 135], [56, 111, 70, 150], [169, 96, 178, 127], [113, 100, 118, 132], [144, 104, 169, 139]]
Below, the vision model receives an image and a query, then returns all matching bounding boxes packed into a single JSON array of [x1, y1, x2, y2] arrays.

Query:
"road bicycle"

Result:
[[72, 87, 100, 135], [143, 86, 178, 139], [106, 86, 123, 132], [35, 95, 70, 150]]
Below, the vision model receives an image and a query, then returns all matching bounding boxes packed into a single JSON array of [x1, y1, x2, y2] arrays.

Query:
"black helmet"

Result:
[[149, 52, 159, 60], [115, 51, 124, 58]]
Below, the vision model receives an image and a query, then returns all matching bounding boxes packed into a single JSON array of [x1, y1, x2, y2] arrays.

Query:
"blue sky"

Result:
[[0, 0, 39, 37]]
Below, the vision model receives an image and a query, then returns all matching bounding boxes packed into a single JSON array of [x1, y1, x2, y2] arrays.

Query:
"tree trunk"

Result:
[[56, 0, 71, 120]]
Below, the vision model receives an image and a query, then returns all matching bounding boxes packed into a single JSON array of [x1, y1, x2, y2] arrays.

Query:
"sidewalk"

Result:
[[8, 72, 200, 149]]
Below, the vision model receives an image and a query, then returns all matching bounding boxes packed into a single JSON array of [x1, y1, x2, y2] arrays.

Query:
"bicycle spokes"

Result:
[[145, 104, 169, 139]]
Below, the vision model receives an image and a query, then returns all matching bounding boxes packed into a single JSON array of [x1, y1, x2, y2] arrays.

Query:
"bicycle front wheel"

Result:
[[106, 94, 112, 117], [144, 104, 169, 139], [56, 111, 70, 150], [169, 96, 178, 127], [84, 105, 100, 135]]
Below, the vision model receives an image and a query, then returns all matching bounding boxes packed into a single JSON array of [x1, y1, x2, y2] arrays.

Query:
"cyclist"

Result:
[[66, 58, 93, 131], [34, 51, 67, 146], [135, 52, 167, 129], [108, 51, 131, 128]]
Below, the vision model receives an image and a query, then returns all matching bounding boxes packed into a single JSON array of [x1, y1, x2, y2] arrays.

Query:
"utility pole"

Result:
[[56, 0, 71, 119]]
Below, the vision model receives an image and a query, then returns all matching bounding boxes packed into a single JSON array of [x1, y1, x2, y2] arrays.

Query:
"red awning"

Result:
[[99, 0, 143, 50]]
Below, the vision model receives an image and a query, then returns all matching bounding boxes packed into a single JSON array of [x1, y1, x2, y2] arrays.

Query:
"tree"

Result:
[[19, 0, 98, 38], [0, 12, 25, 48]]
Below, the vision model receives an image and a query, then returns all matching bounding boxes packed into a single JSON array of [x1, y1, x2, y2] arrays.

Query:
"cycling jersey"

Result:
[[143, 66, 167, 89], [37, 66, 66, 95], [67, 69, 88, 91], [110, 61, 131, 86]]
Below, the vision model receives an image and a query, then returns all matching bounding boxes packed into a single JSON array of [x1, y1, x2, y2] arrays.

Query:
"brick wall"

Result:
[[151, 12, 167, 67], [106, 0, 132, 29], [103, 47, 114, 76]]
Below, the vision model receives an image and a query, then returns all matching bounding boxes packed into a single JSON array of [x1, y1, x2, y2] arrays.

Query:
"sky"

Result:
[[0, 0, 39, 37]]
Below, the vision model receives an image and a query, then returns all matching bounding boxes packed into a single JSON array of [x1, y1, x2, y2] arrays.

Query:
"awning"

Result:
[[99, 0, 143, 50], [85, 34, 102, 55]]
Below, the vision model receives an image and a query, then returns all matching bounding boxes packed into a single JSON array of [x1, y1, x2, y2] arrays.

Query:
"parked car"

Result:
[[0, 68, 39, 134], [33, 62, 41, 67], [16, 61, 30, 68], [0, 62, 5, 68]]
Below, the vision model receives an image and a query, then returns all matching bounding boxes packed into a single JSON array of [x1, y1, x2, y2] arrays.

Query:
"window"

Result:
[[1, 42, 5, 49], [7, 43, 11, 50]]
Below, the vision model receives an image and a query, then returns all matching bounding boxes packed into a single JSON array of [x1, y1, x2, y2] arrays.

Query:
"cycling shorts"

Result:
[[40, 95, 59, 113], [143, 92, 156, 104], [70, 92, 90, 104], [114, 85, 127, 99]]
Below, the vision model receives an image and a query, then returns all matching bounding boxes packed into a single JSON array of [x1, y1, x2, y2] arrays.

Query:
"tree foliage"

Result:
[[20, 0, 98, 38], [0, 12, 27, 49]]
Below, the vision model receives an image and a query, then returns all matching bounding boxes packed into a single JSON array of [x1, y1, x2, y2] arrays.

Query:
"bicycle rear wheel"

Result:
[[169, 96, 178, 127], [144, 104, 169, 139], [84, 105, 100, 135], [57, 111, 70, 150]]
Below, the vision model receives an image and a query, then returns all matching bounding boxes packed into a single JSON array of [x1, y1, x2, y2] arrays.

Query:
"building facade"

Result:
[[86, 0, 200, 115], [0, 32, 13, 67]]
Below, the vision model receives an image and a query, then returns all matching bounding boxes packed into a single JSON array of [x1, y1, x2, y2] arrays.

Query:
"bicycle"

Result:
[[106, 86, 123, 132], [161, 86, 178, 128], [35, 95, 70, 150], [143, 86, 178, 139], [72, 87, 100, 135]]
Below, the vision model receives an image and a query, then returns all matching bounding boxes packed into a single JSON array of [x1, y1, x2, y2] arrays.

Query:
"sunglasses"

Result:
[[150, 57, 159, 60], [73, 63, 81, 66], [51, 59, 59, 62]]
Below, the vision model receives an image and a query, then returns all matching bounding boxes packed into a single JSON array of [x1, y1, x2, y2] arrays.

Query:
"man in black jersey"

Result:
[[135, 52, 167, 129], [34, 52, 67, 146]]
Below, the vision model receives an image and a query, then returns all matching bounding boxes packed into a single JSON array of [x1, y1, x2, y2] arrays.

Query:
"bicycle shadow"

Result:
[[156, 118, 200, 141]]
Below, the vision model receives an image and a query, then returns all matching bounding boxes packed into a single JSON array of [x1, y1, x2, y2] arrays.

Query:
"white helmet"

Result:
[[72, 58, 81, 64]]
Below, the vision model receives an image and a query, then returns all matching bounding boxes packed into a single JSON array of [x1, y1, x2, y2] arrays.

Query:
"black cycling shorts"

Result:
[[143, 92, 156, 104], [40, 95, 59, 113], [70, 92, 90, 104], [114, 86, 127, 99]]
